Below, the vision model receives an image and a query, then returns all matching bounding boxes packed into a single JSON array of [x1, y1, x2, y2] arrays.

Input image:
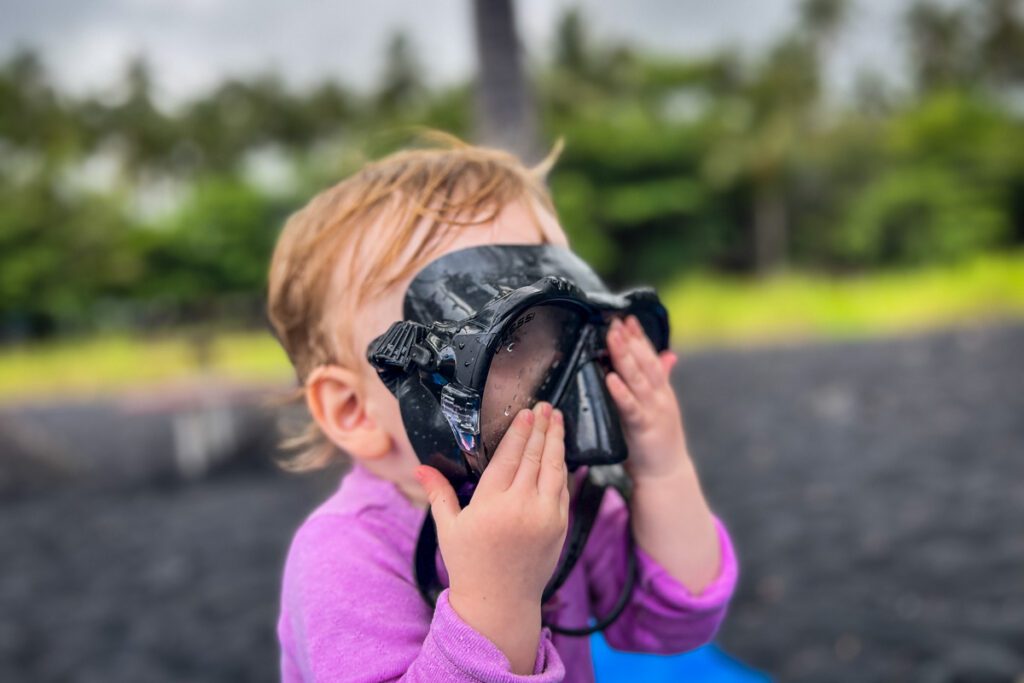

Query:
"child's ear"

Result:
[[305, 365, 392, 461]]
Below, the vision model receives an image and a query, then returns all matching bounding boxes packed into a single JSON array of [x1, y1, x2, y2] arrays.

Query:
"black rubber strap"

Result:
[[545, 536, 636, 636], [545, 470, 636, 636], [542, 471, 607, 603], [413, 508, 442, 607]]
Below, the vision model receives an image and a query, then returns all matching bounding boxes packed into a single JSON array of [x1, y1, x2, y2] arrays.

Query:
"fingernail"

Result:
[[553, 409, 563, 425], [521, 408, 535, 425], [541, 402, 552, 418]]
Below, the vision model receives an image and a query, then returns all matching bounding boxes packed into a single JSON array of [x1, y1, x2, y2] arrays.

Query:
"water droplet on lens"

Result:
[[458, 342, 465, 349], [464, 360, 471, 367], [504, 405, 511, 416], [507, 342, 515, 352]]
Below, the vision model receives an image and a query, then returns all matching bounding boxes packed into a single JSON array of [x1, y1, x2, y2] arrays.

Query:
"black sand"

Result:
[[1, 323, 1021, 682]]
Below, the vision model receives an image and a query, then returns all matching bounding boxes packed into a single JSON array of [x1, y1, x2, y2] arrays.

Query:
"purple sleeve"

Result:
[[279, 514, 565, 683], [419, 591, 565, 682], [581, 489, 738, 654]]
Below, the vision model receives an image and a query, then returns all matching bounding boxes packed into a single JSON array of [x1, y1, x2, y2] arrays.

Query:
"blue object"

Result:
[[590, 633, 770, 683]]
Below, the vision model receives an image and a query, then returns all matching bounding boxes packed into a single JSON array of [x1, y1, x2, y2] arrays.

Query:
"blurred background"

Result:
[[1, 0, 1022, 681]]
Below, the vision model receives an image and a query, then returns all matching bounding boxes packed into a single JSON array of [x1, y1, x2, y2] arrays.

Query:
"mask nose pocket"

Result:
[[558, 360, 628, 468]]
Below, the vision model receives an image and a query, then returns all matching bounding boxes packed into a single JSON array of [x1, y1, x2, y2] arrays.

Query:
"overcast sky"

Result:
[[0, 0, 916, 106]]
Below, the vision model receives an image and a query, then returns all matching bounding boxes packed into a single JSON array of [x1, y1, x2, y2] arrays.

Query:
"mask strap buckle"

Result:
[[367, 320, 435, 389]]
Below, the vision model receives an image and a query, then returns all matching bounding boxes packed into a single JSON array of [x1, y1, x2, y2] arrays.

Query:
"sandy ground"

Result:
[[1, 322, 1022, 682]]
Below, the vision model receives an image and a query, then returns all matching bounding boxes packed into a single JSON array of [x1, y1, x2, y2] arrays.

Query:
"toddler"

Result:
[[267, 133, 738, 682]]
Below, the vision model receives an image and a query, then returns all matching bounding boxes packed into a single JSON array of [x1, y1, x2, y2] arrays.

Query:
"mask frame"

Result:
[[367, 273, 669, 485]]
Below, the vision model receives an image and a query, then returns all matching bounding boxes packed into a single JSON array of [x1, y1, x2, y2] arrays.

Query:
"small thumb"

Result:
[[414, 465, 460, 529]]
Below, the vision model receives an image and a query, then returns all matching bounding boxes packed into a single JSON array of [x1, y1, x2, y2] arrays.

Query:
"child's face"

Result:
[[339, 198, 570, 494]]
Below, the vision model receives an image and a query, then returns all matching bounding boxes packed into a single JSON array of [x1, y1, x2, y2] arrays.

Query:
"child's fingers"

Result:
[[538, 408, 566, 499], [512, 402, 551, 490], [625, 315, 668, 387], [625, 315, 656, 349], [659, 350, 678, 376], [414, 465, 460, 531], [606, 371, 641, 422], [478, 408, 534, 494], [607, 319, 651, 394], [559, 475, 570, 523]]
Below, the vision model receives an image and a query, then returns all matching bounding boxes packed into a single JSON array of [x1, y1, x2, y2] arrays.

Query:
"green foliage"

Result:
[[818, 90, 1023, 266], [1, 1, 1023, 343], [0, 170, 137, 333], [138, 178, 292, 308], [833, 167, 1007, 264]]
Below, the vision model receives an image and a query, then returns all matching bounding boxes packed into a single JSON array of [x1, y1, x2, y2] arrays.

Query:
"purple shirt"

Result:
[[278, 463, 738, 682]]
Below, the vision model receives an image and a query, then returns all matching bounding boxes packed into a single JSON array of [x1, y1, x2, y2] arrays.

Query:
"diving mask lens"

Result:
[[479, 303, 587, 457]]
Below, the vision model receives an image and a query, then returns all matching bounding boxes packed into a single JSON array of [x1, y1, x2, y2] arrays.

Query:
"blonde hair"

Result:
[[266, 130, 565, 470]]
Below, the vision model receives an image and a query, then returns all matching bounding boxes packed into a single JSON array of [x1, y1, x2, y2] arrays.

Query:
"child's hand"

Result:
[[415, 401, 569, 675], [605, 314, 689, 481], [604, 314, 722, 593]]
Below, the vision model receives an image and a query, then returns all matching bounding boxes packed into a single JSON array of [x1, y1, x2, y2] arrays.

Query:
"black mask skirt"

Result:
[[366, 243, 670, 636]]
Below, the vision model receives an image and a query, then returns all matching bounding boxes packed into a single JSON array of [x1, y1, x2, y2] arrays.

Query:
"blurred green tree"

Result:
[[375, 32, 427, 115], [703, 37, 820, 273], [1, 0, 1023, 341], [906, 1, 973, 92], [976, 0, 1024, 87]]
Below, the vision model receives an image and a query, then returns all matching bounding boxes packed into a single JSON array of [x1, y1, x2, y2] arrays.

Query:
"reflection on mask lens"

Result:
[[480, 304, 585, 457]]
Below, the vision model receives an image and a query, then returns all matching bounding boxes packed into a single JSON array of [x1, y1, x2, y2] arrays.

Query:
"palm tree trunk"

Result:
[[754, 178, 788, 273], [471, 0, 541, 163]]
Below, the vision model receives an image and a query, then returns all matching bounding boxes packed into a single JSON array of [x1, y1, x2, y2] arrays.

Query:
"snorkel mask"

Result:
[[366, 243, 670, 636], [367, 243, 670, 486]]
